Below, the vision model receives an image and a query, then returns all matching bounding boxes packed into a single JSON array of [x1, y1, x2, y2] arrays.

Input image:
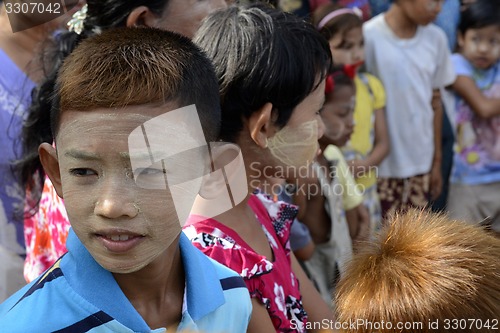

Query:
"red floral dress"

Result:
[[183, 191, 308, 332], [24, 176, 70, 282]]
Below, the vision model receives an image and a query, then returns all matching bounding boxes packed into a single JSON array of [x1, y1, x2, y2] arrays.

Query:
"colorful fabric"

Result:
[[184, 191, 308, 333], [0, 230, 252, 332], [24, 176, 70, 282], [343, 73, 386, 190], [377, 174, 430, 222], [450, 55, 500, 185]]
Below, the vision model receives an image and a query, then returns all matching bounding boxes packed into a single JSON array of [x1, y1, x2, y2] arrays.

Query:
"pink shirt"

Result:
[[184, 192, 308, 332]]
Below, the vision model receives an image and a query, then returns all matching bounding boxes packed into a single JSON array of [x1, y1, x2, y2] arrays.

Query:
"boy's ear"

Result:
[[248, 102, 274, 149], [126, 6, 159, 28], [39, 143, 63, 199]]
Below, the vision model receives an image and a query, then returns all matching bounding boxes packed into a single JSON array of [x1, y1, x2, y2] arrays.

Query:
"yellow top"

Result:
[[342, 73, 386, 189]]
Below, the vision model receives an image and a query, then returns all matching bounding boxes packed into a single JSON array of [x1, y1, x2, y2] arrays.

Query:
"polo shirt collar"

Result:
[[63, 229, 225, 332]]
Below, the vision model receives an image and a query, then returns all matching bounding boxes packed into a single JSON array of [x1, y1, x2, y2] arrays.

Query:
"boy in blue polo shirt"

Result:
[[0, 27, 251, 332]]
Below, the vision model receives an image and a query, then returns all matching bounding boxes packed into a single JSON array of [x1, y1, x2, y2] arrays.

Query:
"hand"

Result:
[[352, 204, 370, 250], [347, 159, 368, 178], [429, 162, 442, 201]]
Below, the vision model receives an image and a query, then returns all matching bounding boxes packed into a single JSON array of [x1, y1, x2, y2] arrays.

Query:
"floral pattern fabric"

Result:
[[183, 191, 308, 332], [451, 55, 500, 185], [24, 176, 70, 282]]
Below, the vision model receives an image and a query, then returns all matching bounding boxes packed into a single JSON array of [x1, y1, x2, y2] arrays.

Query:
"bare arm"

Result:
[[291, 252, 337, 333], [452, 75, 500, 118], [247, 298, 277, 333], [349, 108, 390, 178], [430, 89, 443, 200]]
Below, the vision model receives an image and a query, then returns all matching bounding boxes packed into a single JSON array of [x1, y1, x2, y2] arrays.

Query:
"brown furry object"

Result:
[[335, 209, 500, 333]]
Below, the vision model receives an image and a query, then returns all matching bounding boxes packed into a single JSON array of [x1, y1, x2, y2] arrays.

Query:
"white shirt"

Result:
[[363, 14, 456, 178]]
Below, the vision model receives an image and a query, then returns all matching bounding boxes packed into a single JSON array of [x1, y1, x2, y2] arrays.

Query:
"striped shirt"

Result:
[[0, 230, 251, 332]]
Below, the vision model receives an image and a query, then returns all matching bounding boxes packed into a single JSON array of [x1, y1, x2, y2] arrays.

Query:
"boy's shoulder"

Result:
[[363, 13, 385, 34], [0, 259, 100, 333]]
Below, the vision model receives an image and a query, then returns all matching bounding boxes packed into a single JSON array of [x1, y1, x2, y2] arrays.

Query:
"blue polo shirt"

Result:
[[0, 230, 251, 332]]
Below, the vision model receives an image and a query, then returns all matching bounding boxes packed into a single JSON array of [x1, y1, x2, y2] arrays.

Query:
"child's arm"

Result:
[[290, 252, 337, 333], [349, 107, 390, 177], [452, 75, 500, 118], [345, 204, 370, 247], [247, 299, 277, 332], [430, 89, 443, 200]]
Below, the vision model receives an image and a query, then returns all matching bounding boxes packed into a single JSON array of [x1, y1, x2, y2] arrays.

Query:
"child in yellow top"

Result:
[[313, 3, 389, 231]]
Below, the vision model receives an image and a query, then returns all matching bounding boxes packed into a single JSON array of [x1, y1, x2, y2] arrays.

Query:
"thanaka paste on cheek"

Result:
[[492, 44, 500, 59], [267, 120, 319, 167]]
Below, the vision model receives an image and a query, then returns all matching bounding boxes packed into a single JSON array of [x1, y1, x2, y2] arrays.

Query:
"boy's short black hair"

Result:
[[459, 0, 500, 35], [52, 27, 221, 143], [194, 4, 332, 142]]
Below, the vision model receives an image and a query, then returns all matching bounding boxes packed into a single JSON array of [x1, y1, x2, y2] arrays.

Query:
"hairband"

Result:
[[317, 7, 363, 30], [325, 61, 363, 95]]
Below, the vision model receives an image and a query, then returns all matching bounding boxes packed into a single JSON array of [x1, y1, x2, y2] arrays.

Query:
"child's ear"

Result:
[[126, 6, 157, 28], [39, 143, 63, 199], [248, 102, 274, 149]]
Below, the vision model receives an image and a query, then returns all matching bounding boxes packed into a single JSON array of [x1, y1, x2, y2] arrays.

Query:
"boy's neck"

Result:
[[113, 240, 185, 330], [384, 4, 418, 39]]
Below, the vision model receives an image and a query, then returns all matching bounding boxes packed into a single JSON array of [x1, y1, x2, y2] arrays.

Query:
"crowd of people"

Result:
[[0, 0, 499, 332]]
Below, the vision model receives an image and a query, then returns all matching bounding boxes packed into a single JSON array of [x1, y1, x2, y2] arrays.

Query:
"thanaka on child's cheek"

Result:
[[321, 85, 355, 147], [267, 79, 326, 168], [329, 27, 365, 66], [53, 104, 201, 274]]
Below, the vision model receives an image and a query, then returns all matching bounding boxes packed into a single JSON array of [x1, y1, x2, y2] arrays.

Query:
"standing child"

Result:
[[184, 4, 335, 332], [0, 28, 252, 332], [313, 3, 390, 233], [300, 69, 369, 305], [447, 0, 500, 233], [363, 0, 456, 221]]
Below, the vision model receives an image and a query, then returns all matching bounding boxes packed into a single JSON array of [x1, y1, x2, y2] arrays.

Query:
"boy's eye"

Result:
[[316, 107, 324, 115], [70, 168, 97, 177]]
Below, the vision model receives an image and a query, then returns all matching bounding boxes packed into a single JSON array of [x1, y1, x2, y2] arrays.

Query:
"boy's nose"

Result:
[[478, 41, 490, 53], [94, 183, 138, 219]]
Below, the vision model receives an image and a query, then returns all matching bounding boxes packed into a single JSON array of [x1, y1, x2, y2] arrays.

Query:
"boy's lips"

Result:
[[96, 230, 145, 253]]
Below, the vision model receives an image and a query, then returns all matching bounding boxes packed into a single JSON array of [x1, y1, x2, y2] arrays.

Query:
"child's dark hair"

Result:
[[325, 65, 355, 97], [17, 0, 171, 211], [458, 0, 500, 35], [311, 3, 363, 44], [194, 3, 332, 142]]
